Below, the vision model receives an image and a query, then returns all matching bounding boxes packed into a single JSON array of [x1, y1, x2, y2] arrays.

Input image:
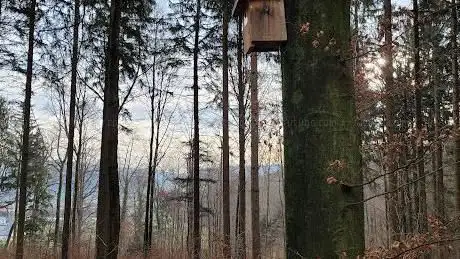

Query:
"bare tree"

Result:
[[51, 121, 67, 251], [62, 0, 80, 257], [71, 87, 87, 245], [144, 16, 176, 252]]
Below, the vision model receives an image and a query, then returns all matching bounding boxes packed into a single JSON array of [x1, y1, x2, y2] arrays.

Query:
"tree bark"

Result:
[[250, 53, 260, 259], [72, 99, 85, 244], [383, 0, 400, 241], [144, 68, 155, 255], [236, 14, 246, 259], [413, 0, 427, 233], [281, 0, 364, 257], [95, 0, 121, 257], [16, 0, 36, 258], [71, 138, 81, 243], [192, 0, 201, 256], [452, 0, 460, 218], [53, 154, 66, 251], [433, 55, 445, 221], [62, 0, 80, 257], [222, 0, 231, 257]]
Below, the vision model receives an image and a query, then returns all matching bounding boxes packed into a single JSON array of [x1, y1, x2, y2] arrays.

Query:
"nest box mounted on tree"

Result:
[[232, 0, 287, 54]]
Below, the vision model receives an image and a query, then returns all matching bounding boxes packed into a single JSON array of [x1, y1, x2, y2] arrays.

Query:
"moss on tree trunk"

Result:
[[281, 0, 364, 257]]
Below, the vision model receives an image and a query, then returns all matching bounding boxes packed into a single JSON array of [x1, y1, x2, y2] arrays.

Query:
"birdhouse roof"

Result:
[[231, 0, 248, 17]]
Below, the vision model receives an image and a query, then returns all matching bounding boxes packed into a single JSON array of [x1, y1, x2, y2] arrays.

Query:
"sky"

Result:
[[0, 0, 412, 175]]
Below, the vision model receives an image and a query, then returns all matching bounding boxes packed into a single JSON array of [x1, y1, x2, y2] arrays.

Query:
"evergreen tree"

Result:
[[95, 0, 122, 257]]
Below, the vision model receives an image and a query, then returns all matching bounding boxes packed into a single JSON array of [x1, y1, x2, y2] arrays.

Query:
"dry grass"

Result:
[[0, 245, 190, 259]]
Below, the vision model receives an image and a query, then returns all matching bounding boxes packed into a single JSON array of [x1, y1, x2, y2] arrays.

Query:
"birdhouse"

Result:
[[232, 0, 287, 54]]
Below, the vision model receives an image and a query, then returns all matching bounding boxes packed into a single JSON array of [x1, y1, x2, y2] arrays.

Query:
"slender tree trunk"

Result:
[[401, 101, 413, 236], [53, 157, 66, 251], [71, 160, 80, 244], [265, 153, 271, 251], [250, 53, 260, 259], [16, 0, 36, 258], [149, 83, 164, 247], [120, 178, 129, 223], [452, 0, 460, 218], [148, 97, 156, 249], [76, 154, 84, 242], [433, 61, 445, 221], [278, 137, 285, 250], [383, 0, 400, 242], [186, 152, 193, 255], [95, 0, 121, 257], [222, 0, 230, 257], [281, 0, 364, 257], [192, 0, 201, 256], [403, 94, 413, 234], [413, 0, 427, 233], [72, 104, 84, 244], [144, 71, 155, 255], [207, 179, 211, 257], [236, 14, 246, 259], [71, 130, 82, 244], [148, 27, 162, 249], [11, 166, 20, 248], [62, 0, 80, 257], [6, 220, 14, 248]]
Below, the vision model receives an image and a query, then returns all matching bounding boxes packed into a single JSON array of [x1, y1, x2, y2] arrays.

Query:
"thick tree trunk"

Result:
[[281, 0, 364, 257], [16, 0, 36, 258], [95, 0, 121, 257], [250, 53, 260, 259], [222, 0, 231, 257], [192, 0, 201, 256], [62, 0, 80, 257], [236, 14, 246, 259]]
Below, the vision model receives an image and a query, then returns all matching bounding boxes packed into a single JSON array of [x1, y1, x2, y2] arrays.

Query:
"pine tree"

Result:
[[95, 0, 121, 257]]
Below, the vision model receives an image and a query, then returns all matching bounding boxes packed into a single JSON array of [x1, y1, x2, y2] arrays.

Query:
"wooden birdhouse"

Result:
[[232, 0, 287, 54]]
